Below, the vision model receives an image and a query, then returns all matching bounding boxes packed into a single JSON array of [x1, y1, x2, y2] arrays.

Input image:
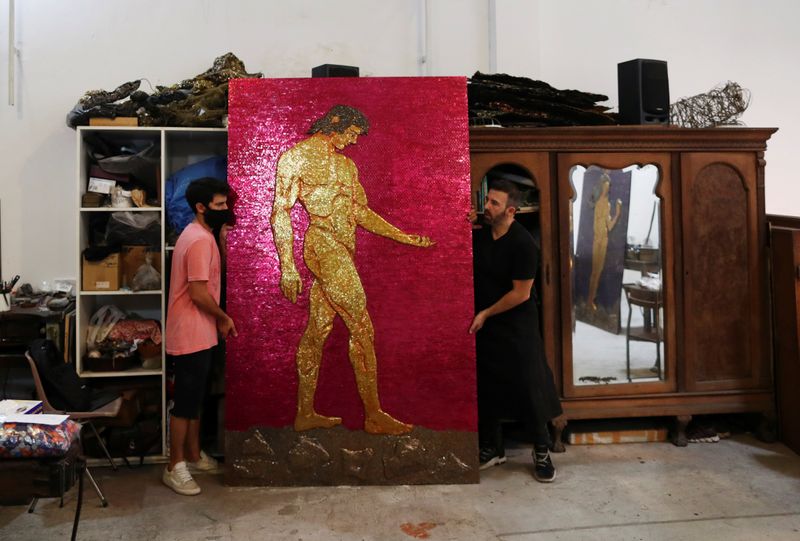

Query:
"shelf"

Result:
[[77, 126, 163, 133], [164, 127, 228, 134], [627, 326, 662, 343], [78, 368, 163, 378], [79, 290, 162, 296], [80, 207, 161, 212], [78, 126, 227, 133], [76, 126, 231, 465]]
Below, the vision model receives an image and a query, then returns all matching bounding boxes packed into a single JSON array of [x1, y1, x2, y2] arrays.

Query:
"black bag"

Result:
[[83, 418, 161, 466], [29, 339, 92, 411], [106, 418, 161, 458], [29, 339, 118, 411]]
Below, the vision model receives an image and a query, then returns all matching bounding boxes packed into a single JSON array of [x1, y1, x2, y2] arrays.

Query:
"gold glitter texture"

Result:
[[271, 107, 434, 435]]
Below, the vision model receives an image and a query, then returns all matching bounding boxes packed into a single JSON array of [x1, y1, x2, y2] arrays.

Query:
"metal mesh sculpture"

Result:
[[669, 81, 751, 128]]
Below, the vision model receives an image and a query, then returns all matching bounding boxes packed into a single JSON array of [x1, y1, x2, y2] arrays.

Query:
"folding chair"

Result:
[[25, 351, 123, 507]]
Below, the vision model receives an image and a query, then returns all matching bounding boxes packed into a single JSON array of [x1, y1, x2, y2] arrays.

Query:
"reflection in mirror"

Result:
[[569, 165, 664, 386]]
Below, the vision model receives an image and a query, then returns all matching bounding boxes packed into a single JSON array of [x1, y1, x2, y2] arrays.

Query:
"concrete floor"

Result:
[[1, 434, 799, 541]]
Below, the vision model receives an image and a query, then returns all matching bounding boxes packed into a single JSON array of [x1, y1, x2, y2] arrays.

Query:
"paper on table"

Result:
[[0, 399, 43, 415], [0, 413, 70, 425]]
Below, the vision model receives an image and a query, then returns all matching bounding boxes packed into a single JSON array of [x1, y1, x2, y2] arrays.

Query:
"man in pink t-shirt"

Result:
[[163, 178, 237, 496]]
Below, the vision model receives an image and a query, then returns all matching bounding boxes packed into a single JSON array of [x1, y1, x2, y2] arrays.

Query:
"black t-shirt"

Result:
[[473, 220, 538, 326]]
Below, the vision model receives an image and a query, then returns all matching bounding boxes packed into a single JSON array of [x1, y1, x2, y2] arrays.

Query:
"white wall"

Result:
[[1, 0, 798, 287], [538, 0, 800, 217]]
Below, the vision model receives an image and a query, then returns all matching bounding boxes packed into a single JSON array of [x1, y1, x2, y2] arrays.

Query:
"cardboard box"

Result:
[[89, 117, 138, 127], [569, 428, 668, 445], [121, 246, 161, 290], [81, 192, 106, 207], [82, 253, 121, 291]]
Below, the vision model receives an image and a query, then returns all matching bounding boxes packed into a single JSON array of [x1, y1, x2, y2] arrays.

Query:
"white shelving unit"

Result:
[[76, 126, 227, 459], [79, 207, 160, 212], [79, 290, 163, 296]]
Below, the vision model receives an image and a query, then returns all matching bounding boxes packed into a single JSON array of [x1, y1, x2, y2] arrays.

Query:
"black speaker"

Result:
[[617, 59, 669, 125], [311, 64, 360, 78]]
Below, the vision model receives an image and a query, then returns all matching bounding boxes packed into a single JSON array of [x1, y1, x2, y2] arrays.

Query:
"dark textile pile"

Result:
[[66, 53, 262, 129], [468, 71, 616, 127]]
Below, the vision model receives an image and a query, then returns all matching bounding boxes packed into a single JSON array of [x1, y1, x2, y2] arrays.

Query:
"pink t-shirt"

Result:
[[166, 222, 221, 355]]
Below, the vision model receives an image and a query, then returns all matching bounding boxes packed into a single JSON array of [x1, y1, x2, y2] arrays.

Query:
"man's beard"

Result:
[[483, 211, 503, 227]]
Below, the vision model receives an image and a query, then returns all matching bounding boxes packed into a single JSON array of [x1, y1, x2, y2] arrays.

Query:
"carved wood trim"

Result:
[[561, 390, 775, 419], [470, 126, 777, 153]]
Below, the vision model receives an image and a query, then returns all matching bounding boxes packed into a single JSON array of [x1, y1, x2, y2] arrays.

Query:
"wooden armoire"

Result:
[[469, 126, 777, 447]]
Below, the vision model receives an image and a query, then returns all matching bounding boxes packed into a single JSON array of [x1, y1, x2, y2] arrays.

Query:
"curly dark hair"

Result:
[[488, 178, 522, 209], [185, 177, 229, 214], [308, 105, 370, 135]]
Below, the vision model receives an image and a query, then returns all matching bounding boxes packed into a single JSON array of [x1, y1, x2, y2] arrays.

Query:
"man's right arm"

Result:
[[188, 281, 237, 338], [270, 155, 302, 302], [352, 179, 434, 247]]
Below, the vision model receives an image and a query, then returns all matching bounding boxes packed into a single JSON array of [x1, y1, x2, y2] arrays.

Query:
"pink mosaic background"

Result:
[[225, 77, 475, 433]]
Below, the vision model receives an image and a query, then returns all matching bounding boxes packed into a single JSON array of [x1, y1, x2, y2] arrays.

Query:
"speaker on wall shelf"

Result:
[[311, 64, 360, 78], [617, 59, 669, 125]]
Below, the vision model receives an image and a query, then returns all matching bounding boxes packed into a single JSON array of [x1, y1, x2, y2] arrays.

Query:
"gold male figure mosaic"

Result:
[[588, 171, 622, 311], [271, 105, 434, 435]]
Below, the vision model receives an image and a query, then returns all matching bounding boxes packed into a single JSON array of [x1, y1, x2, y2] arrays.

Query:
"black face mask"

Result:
[[204, 208, 232, 229]]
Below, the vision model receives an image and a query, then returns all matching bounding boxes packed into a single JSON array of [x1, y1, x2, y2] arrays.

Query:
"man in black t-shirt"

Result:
[[469, 179, 562, 483]]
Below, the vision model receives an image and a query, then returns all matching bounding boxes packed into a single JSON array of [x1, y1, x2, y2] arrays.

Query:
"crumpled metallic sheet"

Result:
[[225, 77, 475, 432]]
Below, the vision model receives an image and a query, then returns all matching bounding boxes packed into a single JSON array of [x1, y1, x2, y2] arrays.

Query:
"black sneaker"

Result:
[[479, 446, 506, 470], [533, 445, 556, 483]]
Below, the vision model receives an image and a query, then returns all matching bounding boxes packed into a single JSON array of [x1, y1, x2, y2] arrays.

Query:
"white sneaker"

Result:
[[163, 462, 201, 496], [188, 450, 219, 472]]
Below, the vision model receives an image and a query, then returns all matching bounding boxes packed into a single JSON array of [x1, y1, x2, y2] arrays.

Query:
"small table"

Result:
[[0, 424, 85, 540], [0, 304, 71, 356], [623, 284, 663, 381]]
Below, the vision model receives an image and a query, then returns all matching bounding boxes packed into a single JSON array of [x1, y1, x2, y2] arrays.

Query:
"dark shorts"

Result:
[[170, 348, 213, 419]]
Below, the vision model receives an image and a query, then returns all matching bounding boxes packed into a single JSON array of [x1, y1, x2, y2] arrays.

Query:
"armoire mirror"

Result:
[[568, 164, 665, 386]]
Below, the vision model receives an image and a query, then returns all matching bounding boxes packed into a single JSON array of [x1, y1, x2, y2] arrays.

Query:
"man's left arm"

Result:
[[470, 234, 537, 334], [469, 279, 533, 334], [352, 178, 434, 247]]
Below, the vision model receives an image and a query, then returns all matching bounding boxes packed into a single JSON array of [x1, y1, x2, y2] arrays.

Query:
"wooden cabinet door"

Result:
[[470, 152, 560, 382], [557, 153, 676, 397], [771, 227, 800, 454], [680, 152, 769, 391]]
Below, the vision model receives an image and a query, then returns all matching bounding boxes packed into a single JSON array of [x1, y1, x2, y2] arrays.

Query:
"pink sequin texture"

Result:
[[225, 77, 475, 432]]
